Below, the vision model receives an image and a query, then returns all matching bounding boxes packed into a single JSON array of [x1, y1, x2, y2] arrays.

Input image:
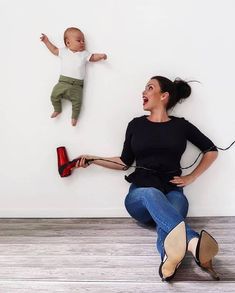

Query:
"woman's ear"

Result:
[[161, 92, 169, 101]]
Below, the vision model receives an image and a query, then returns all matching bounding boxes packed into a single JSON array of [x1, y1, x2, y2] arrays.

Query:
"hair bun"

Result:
[[173, 78, 191, 101]]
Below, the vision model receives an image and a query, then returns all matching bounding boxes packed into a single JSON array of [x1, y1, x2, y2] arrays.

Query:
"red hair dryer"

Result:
[[57, 146, 91, 177]]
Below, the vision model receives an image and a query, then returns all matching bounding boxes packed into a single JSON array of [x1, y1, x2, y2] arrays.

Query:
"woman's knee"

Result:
[[166, 190, 189, 217], [125, 186, 165, 209], [138, 187, 165, 201]]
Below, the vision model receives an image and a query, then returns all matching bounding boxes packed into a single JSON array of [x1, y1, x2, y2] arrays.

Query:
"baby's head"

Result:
[[64, 27, 85, 52]]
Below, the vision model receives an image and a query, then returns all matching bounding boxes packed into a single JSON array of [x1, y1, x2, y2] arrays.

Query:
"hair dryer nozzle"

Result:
[[57, 147, 69, 167], [57, 147, 78, 177]]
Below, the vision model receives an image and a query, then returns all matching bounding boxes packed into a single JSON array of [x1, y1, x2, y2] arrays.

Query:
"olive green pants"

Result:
[[50, 75, 84, 119]]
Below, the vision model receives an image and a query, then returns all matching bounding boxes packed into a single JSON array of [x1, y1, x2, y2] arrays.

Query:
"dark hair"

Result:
[[151, 76, 191, 110]]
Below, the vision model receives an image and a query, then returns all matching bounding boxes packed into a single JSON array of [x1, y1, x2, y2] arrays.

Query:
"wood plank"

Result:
[[0, 216, 233, 223], [0, 227, 232, 237], [0, 266, 232, 282], [0, 243, 156, 256], [0, 217, 234, 227], [0, 255, 159, 267], [0, 281, 234, 293], [0, 255, 232, 268], [0, 236, 156, 244], [0, 243, 233, 256]]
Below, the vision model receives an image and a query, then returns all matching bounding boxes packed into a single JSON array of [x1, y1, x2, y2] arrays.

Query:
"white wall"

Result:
[[0, 0, 234, 217]]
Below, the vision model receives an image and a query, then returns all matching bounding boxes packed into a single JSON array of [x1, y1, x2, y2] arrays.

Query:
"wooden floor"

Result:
[[0, 217, 234, 293]]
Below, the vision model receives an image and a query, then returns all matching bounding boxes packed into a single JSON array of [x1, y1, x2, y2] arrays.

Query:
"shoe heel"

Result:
[[196, 230, 220, 280], [202, 260, 220, 280]]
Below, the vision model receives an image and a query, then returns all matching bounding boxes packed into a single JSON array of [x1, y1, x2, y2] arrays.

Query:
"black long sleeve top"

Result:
[[120, 115, 217, 193]]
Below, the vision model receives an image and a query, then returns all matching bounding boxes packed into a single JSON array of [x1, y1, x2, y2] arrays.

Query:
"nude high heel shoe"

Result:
[[159, 221, 187, 281], [195, 230, 220, 280]]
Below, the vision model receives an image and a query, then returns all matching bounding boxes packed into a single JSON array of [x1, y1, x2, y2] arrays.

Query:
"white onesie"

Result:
[[59, 47, 92, 80]]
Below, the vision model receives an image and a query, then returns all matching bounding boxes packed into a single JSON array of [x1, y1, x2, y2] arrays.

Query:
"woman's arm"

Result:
[[76, 155, 127, 170], [189, 151, 218, 180], [170, 151, 218, 187]]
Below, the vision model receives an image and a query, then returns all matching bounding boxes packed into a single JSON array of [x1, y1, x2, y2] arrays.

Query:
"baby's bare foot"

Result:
[[71, 119, 78, 126], [51, 111, 61, 118]]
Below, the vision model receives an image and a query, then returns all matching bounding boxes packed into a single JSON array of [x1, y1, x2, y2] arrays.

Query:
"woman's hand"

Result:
[[75, 155, 94, 168], [169, 174, 196, 187]]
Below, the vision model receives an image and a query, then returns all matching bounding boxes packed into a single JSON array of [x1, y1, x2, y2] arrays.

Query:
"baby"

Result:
[[41, 27, 107, 126]]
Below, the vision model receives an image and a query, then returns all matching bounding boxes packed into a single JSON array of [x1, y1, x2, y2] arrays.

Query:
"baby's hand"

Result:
[[90, 53, 107, 62], [40, 33, 48, 43], [102, 54, 107, 60]]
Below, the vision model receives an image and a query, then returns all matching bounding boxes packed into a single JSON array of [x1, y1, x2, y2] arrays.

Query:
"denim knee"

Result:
[[125, 186, 163, 204], [124, 187, 153, 224], [138, 187, 165, 204], [166, 190, 189, 218]]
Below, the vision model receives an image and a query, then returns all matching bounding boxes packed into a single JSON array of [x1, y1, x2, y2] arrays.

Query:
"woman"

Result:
[[76, 76, 219, 281]]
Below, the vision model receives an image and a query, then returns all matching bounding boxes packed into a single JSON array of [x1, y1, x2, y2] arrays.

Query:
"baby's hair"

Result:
[[64, 27, 82, 46]]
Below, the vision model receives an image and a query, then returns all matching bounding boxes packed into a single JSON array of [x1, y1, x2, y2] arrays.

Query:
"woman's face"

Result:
[[142, 79, 167, 111]]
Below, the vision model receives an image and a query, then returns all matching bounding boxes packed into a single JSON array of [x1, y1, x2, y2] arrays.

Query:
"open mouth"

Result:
[[143, 96, 149, 105]]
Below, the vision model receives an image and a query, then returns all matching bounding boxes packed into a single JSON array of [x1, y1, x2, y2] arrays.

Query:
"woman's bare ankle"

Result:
[[188, 237, 199, 257]]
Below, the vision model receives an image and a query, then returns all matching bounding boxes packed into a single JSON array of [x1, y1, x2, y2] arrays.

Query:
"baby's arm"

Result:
[[89, 53, 107, 62], [40, 33, 59, 56]]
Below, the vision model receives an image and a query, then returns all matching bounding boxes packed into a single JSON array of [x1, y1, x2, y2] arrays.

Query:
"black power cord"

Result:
[[87, 140, 235, 174]]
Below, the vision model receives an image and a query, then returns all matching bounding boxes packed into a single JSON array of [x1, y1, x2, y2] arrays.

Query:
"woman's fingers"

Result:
[[169, 175, 195, 187], [75, 156, 90, 168], [169, 176, 185, 186], [75, 157, 82, 168], [170, 176, 181, 183], [81, 157, 87, 167]]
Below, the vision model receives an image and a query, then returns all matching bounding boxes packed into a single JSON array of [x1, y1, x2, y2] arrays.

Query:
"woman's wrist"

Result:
[[189, 172, 198, 181], [88, 156, 101, 163]]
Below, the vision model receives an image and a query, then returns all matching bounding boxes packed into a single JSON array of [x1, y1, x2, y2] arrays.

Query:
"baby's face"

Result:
[[66, 30, 85, 52]]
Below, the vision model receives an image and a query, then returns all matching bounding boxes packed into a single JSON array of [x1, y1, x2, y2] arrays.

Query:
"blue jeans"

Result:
[[124, 184, 199, 260]]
